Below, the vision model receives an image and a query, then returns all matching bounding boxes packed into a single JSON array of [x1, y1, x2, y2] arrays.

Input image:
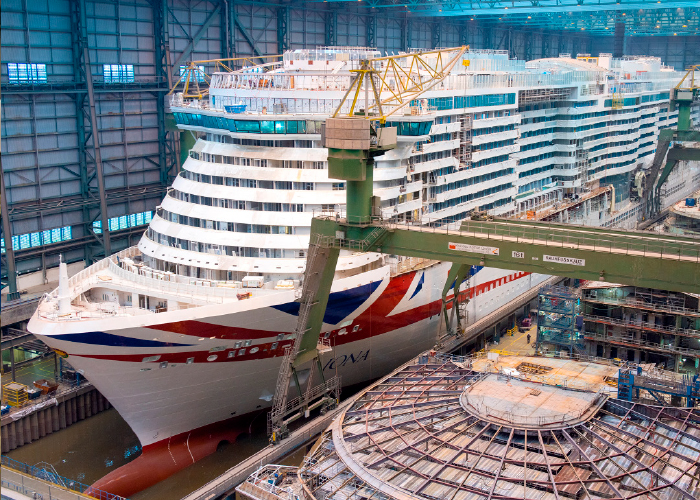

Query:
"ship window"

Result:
[[286, 121, 297, 134], [249, 347, 259, 354], [186, 357, 194, 364], [261, 121, 274, 134], [353, 325, 360, 332], [244, 340, 252, 347], [297, 120, 306, 133], [227, 350, 236, 358], [234, 341, 242, 348], [275, 121, 285, 134], [238, 348, 246, 356], [207, 355, 218, 362], [142, 355, 161, 363], [276, 334, 284, 341], [271, 342, 278, 350], [159, 361, 168, 369], [236, 120, 260, 133]]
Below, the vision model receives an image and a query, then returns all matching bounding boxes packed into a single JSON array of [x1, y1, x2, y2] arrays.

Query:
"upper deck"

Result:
[[34, 247, 286, 324]]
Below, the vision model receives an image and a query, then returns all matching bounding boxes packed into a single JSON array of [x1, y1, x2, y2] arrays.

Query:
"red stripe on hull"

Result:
[[68, 270, 531, 365]]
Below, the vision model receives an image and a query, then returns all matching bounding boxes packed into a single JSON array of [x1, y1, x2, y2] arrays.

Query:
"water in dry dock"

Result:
[[5, 406, 272, 499]]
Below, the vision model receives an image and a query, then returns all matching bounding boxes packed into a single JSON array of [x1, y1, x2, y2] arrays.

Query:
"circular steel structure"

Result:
[[299, 356, 700, 500]]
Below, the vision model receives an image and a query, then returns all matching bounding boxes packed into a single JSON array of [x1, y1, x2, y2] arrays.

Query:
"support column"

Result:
[[541, 31, 549, 59], [613, 21, 626, 58], [277, 5, 290, 54], [366, 14, 376, 48], [482, 25, 492, 51], [10, 348, 16, 382], [402, 18, 411, 51], [154, 0, 174, 185], [432, 22, 441, 49], [326, 8, 337, 47], [0, 155, 19, 300], [524, 32, 533, 62], [73, 0, 111, 257], [459, 22, 468, 48]]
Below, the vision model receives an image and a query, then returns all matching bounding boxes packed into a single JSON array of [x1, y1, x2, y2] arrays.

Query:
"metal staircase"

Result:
[[458, 114, 473, 169], [268, 234, 341, 443]]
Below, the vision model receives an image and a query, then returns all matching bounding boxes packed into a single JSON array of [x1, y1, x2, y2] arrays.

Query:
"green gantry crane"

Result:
[[644, 65, 700, 217]]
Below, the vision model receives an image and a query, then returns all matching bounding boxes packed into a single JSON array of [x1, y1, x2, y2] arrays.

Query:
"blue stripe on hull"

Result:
[[272, 280, 382, 324], [44, 331, 195, 348]]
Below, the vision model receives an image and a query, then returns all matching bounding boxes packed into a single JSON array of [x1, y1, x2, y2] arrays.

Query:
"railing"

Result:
[[1, 456, 127, 500], [581, 295, 700, 316], [584, 331, 699, 356], [583, 314, 700, 338], [107, 258, 230, 302], [237, 465, 301, 500], [463, 384, 606, 427], [1, 477, 45, 500]]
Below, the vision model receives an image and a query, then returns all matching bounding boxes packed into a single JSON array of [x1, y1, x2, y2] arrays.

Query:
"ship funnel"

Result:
[[58, 255, 71, 314]]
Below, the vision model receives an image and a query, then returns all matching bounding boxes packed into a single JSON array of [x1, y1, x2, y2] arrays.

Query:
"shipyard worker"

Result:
[[526, 333, 531, 345]]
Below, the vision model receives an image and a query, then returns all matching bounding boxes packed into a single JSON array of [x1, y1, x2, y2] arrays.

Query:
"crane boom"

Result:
[[332, 46, 468, 123]]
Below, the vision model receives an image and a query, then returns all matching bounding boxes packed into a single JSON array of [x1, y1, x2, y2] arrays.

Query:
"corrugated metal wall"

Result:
[[1, 0, 694, 279]]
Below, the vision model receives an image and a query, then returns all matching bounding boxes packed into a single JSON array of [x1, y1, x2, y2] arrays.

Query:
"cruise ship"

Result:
[[28, 47, 699, 495]]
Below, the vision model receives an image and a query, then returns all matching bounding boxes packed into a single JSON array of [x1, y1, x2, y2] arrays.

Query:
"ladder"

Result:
[[268, 235, 341, 443], [612, 91, 624, 110], [458, 114, 473, 169]]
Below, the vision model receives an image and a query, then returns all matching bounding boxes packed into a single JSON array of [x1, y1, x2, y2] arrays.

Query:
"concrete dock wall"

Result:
[[1, 384, 110, 453]]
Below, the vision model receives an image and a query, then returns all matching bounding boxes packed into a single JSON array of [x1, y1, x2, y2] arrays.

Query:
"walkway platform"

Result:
[[1, 466, 94, 500]]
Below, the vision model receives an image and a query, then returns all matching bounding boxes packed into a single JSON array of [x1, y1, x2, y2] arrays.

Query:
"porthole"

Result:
[[249, 347, 259, 354], [207, 354, 218, 362]]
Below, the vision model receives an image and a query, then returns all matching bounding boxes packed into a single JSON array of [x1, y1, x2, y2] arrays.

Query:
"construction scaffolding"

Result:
[[618, 366, 700, 407], [518, 87, 571, 103], [537, 285, 585, 355]]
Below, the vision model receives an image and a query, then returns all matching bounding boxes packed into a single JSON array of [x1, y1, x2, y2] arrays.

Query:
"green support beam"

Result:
[[441, 263, 471, 336], [308, 217, 700, 295]]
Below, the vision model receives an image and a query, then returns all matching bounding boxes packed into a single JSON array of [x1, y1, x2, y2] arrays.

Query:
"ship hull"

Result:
[[29, 262, 547, 494], [29, 264, 544, 444]]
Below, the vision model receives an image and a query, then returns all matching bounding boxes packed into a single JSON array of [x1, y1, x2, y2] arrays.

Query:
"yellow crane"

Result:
[[332, 46, 468, 124], [168, 55, 282, 99]]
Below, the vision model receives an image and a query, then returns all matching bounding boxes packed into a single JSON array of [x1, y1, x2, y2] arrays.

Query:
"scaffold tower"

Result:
[[536, 285, 584, 355]]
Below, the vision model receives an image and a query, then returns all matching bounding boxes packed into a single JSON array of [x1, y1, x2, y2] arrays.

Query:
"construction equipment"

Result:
[[332, 46, 467, 124], [644, 65, 700, 217], [168, 55, 282, 99]]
